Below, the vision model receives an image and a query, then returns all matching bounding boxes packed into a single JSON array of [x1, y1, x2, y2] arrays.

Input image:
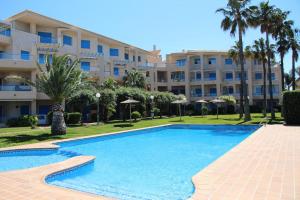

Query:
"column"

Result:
[[31, 70, 37, 94], [31, 100, 37, 115], [30, 23, 36, 34]]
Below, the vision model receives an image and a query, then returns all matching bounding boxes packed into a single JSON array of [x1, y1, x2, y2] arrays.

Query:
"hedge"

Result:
[[6, 115, 38, 128], [283, 90, 300, 125], [67, 112, 82, 124]]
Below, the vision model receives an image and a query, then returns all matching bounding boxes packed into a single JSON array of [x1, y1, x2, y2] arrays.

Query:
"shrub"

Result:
[[152, 107, 161, 117], [67, 112, 82, 124], [201, 105, 208, 115], [250, 105, 263, 113], [131, 111, 141, 121], [283, 90, 300, 125], [6, 115, 38, 128]]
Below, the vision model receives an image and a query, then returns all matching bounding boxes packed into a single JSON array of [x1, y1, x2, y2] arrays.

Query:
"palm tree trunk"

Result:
[[266, 32, 275, 120], [280, 53, 285, 91], [263, 60, 267, 117], [292, 53, 296, 90], [238, 26, 251, 121], [51, 103, 66, 135]]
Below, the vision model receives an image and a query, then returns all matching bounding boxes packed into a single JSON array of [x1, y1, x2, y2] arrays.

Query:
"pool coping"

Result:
[[0, 124, 289, 200]]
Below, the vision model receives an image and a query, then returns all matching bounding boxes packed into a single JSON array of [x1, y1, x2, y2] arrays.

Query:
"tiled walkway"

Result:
[[0, 125, 299, 200]]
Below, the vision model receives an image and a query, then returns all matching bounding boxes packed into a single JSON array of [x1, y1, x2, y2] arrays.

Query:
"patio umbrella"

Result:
[[171, 99, 187, 121], [196, 99, 208, 117], [211, 99, 225, 119], [121, 99, 140, 122]]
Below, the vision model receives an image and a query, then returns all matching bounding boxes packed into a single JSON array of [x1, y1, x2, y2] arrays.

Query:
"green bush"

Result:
[[283, 90, 300, 125], [131, 111, 141, 121], [6, 115, 38, 128], [201, 105, 208, 115], [152, 107, 161, 117], [67, 112, 82, 124]]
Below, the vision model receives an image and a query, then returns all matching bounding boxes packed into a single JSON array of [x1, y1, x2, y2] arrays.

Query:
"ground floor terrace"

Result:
[[0, 123, 299, 200]]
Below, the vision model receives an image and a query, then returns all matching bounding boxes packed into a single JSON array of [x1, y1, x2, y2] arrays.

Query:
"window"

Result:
[[113, 67, 119, 76], [208, 58, 217, 65], [97, 45, 103, 54], [210, 88, 217, 96], [225, 72, 233, 80], [110, 48, 119, 56], [196, 72, 201, 80], [21, 50, 30, 60], [255, 86, 263, 95], [209, 73, 216, 80], [20, 105, 30, 115], [39, 54, 45, 64], [0, 28, 11, 36], [81, 40, 90, 49], [225, 58, 233, 65], [124, 53, 129, 60], [255, 72, 262, 80], [81, 61, 90, 71], [228, 87, 234, 94], [176, 59, 186, 67], [38, 32, 52, 43], [63, 35, 72, 46], [271, 73, 275, 80], [138, 56, 141, 62], [133, 55, 136, 62], [194, 58, 201, 64]]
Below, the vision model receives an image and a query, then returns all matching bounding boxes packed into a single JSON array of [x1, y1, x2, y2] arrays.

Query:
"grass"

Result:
[[0, 113, 283, 148]]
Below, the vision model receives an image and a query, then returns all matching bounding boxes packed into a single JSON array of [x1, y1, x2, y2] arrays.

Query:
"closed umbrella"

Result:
[[211, 99, 225, 119], [121, 99, 140, 122], [171, 99, 187, 121], [196, 99, 208, 117]]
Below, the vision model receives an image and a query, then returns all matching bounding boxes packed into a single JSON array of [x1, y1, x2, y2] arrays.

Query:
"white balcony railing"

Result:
[[0, 85, 31, 91]]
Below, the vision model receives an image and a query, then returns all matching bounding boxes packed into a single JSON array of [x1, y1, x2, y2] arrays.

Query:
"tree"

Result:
[[284, 73, 292, 90], [101, 77, 118, 90], [248, 38, 268, 116], [123, 69, 146, 88], [99, 89, 117, 121], [287, 28, 300, 90], [28, 54, 85, 135], [272, 10, 294, 91], [216, 0, 251, 121], [249, 1, 279, 120]]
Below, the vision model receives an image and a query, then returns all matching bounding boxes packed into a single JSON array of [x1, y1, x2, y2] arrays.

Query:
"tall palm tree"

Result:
[[287, 28, 300, 90], [123, 69, 146, 88], [28, 54, 84, 135], [216, 0, 251, 121], [228, 42, 244, 118], [249, 1, 278, 120], [249, 38, 268, 117], [272, 10, 294, 91], [284, 73, 292, 90]]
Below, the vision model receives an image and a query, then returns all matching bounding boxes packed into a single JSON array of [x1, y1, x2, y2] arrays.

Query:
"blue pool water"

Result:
[[0, 125, 259, 200]]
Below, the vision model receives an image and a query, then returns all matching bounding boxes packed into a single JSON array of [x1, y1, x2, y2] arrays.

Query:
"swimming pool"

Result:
[[0, 125, 259, 200]]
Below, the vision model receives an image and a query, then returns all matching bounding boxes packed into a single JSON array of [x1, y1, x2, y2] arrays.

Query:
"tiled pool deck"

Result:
[[0, 124, 299, 200]]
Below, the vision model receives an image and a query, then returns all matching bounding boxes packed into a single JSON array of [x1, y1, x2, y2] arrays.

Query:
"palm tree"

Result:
[[101, 77, 118, 90], [228, 42, 244, 118], [123, 69, 146, 88], [272, 10, 294, 91], [287, 28, 300, 90], [216, 0, 251, 121], [249, 38, 268, 117], [249, 1, 279, 120], [28, 54, 84, 135]]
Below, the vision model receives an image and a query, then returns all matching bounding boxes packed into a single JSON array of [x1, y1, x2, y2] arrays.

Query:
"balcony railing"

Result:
[[0, 85, 31, 91], [171, 78, 185, 82], [190, 78, 201, 82], [38, 36, 58, 44], [205, 93, 217, 97], [203, 77, 216, 81], [157, 79, 168, 83], [191, 93, 202, 97], [0, 53, 32, 61]]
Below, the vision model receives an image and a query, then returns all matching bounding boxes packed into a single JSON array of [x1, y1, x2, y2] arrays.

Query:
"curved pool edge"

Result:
[[0, 123, 263, 200]]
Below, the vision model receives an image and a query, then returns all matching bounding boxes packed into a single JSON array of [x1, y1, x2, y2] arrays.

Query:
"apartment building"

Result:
[[149, 50, 282, 107], [0, 10, 161, 125]]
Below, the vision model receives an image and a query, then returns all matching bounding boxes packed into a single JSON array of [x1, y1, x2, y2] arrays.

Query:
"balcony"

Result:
[[203, 77, 217, 81], [171, 78, 185, 83], [80, 51, 103, 59], [0, 53, 35, 69], [205, 93, 217, 97], [0, 24, 11, 45], [37, 36, 60, 51], [113, 59, 131, 66], [0, 85, 31, 91], [138, 63, 154, 69], [190, 78, 202, 83]]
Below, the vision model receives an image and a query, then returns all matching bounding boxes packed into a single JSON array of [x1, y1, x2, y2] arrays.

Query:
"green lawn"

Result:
[[0, 113, 283, 148]]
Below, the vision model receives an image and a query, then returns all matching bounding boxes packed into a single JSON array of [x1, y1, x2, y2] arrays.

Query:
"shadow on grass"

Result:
[[113, 123, 134, 128], [168, 120, 185, 123], [0, 133, 63, 145]]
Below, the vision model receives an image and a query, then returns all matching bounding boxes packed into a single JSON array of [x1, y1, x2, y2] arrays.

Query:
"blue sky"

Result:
[[1, 0, 299, 72]]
